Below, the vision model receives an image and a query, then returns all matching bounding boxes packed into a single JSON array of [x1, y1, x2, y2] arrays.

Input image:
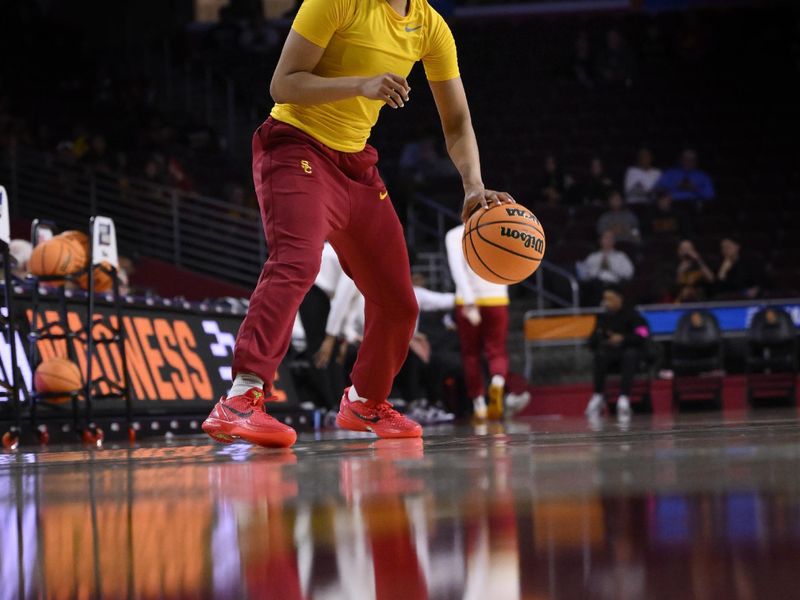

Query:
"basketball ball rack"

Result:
[[10, 216, 133, 447], [0, 185, 27, 449], [0, 240, 25, 450]]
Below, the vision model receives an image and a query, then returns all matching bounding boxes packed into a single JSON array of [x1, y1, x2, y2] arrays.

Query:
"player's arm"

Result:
[[270, 30, 410, 108], [429, 78, 514, 222]]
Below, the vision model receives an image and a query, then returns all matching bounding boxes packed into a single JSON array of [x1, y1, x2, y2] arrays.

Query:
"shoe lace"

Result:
[[249, 390, 270, 409], [374, 401, 406, 423]]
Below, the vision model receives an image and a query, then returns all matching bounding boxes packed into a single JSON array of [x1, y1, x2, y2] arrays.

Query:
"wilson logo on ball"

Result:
[[499, 227, 544, 252], [505, 208, 535, 220]]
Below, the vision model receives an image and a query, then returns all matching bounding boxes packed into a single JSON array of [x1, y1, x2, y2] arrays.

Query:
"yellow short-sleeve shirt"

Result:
[[270, 0, 460, 152]]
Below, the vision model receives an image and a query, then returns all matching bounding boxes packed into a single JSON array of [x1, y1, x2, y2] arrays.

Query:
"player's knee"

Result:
[[391, 291, 419, 327], [284, 255, 321, 287]]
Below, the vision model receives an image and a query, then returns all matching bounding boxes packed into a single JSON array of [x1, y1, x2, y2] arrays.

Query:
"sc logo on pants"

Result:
[[300, 160, 312, 174]]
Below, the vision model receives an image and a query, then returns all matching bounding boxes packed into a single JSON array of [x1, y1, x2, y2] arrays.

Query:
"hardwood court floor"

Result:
[[2, 410, 800, 599]]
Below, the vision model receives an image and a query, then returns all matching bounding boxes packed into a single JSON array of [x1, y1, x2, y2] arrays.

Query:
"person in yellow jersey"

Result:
[[203, 0, 515, 447]]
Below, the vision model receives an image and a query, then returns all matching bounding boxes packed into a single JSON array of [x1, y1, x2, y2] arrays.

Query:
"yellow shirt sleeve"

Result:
[[422, 12, 460, 82], [291, 0, 354, 48]]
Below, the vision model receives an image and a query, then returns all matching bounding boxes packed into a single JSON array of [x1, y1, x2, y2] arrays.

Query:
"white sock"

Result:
[[490, 374, 505, 388], [228, 373, 263, 397], [473, 396, 487, 411], [618, 395, 630, 405], [348, 385, 368, 403]]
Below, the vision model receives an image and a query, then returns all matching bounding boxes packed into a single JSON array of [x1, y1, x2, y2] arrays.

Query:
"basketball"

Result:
[[34, 357, 83, 403], [77, 261, 114, 292], [462, 203, 546, 284], [28, 237, 88, 282], [58, 230, 90, 257]]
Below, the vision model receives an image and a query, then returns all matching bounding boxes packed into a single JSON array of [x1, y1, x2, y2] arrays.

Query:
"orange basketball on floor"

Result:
[[28, 237, 88, 282], [463, 203, 546, 284], [34, 358, 83, 403]]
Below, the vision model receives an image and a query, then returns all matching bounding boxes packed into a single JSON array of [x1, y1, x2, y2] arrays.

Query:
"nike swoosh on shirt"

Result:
[[405, 25, 422, 32]]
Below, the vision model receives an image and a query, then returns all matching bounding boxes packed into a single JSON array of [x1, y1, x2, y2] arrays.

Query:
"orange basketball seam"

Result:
[[466, 228, 517, 282], [35, 372, 82, 387]]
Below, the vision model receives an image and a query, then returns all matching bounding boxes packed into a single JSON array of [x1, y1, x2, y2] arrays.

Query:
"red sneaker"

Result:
[[335, 388, 423, 439], [203, 388, 297, 448]]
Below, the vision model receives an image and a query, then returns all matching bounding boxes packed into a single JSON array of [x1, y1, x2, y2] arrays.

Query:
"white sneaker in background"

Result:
[[616, 395, 632, 422], [473, 395, 488, 421], [585, 393, 605, 418], [506, 391, 531, 416], [425, 405, 456, 424]]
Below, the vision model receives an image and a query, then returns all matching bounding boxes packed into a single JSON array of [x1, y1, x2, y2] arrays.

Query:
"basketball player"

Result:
[[203, 0, 514, 447], [445, 224, 509, 420]]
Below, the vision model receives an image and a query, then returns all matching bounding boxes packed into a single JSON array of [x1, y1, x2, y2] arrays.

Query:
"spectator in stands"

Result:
[[538, 154, 571, 206], [711, 236, 759, 299], [573, 31, 594, 88], [576, 157, 614, 206], [577, 231, 635, 306], [643, 190, 687, 238], [674, 239, 713, 303], [86, 134, 111, 173], [585, 285, 650, 422], [142, 154, 168, 186], [596, 190, 641, 244], [166, 157, 195, 193], [656, 148, 715, 203], [594, 29, 635, 87], [624, 147, 661, 204]]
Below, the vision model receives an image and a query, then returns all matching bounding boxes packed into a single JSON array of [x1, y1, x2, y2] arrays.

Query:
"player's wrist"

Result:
[[463, 181, 484, 195]]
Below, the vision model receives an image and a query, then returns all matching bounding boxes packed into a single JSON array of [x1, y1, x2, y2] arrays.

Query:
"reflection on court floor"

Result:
[[2, 413, 800, 599]]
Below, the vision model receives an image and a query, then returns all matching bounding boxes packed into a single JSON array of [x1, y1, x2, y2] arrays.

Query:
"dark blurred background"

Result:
[[1, 0, 799, 304]]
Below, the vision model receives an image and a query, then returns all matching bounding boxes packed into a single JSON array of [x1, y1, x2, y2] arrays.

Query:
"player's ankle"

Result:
[[490, 374, 505, 388], [229, 373, 264, 398], [348, 385, 368, 403]]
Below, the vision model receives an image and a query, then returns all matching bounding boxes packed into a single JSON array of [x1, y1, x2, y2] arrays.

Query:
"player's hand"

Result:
[[314, 335, 336, 369], [463, 305, 482, 327], [461, 186, 515, 222], [336, 341, 349, 366], [359, 73, 410, 108]]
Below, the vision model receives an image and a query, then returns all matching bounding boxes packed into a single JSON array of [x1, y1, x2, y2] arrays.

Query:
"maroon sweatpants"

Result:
[[454, 305, 510, 399], [233, 118, 418, 400]]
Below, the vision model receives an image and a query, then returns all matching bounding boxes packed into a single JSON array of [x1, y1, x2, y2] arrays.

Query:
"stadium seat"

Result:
[[671, 310, 724, 410], [746, 307, 798, 406]]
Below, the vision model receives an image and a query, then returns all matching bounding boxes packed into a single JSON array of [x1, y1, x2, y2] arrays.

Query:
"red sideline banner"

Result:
[[0, 295, 297, 412]]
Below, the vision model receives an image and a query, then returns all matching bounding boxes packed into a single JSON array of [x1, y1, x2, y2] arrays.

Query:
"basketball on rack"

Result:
[[28, 236, 87, 282], [34, 358, 83, 403], [77, 261, 114, 292]]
